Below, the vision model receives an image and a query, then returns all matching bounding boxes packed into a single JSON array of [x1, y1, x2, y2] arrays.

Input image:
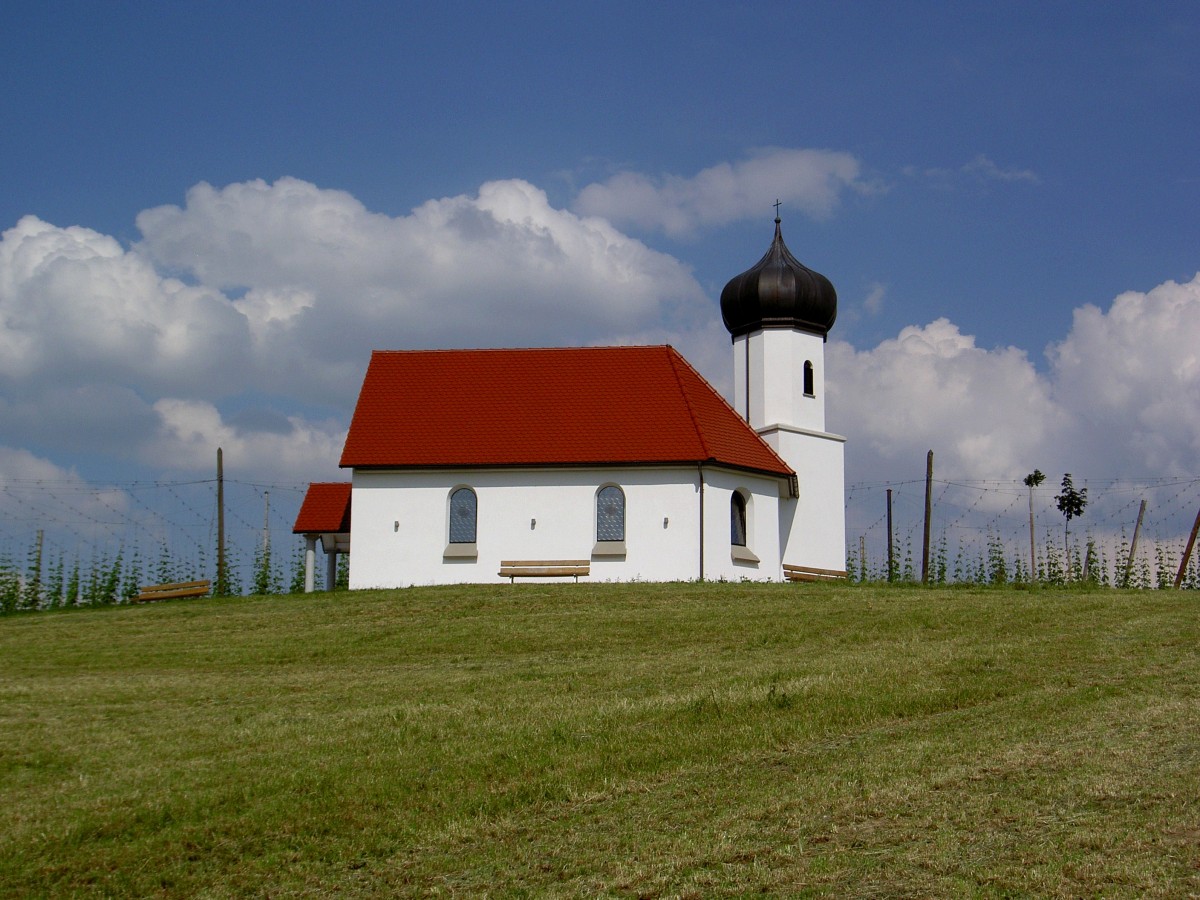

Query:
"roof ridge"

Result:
[[663, 346, 715, 461], [665, 346, 795, 476], [370, 344, 672, 356]]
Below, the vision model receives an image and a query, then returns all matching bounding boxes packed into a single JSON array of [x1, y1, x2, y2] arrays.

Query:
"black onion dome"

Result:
[[720, 218, 837, 339]]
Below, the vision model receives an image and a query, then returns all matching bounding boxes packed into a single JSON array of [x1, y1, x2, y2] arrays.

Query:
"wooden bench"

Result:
[[783, 564, 847, 583], [499, 560, 590, 583], [132, 580, 212, 603]]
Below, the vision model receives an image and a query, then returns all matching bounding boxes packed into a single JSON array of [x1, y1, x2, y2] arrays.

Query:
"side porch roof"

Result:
[[292, 482, 352, 534]]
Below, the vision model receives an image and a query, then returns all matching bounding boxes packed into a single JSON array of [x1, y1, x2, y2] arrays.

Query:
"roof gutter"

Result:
[[342, 459, 794, 480]]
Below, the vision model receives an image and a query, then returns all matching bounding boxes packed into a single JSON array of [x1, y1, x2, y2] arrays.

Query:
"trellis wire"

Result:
[[0, 477, 310, 600], [2, 473, 1198, 600], [846, 474, 1200, 586]]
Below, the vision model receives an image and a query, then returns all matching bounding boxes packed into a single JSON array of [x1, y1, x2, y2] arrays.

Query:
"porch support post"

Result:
[[304, 535, 317, 593], [326, 547, 338, 591]]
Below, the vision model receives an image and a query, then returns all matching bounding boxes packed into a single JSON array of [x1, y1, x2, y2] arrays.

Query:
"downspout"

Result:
[[697, 464, 705, 581]]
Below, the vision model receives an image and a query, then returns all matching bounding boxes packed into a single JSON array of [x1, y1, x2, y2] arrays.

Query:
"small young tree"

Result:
[[1023, 469, 1045, 581], [1054, 473, 1088, 582]]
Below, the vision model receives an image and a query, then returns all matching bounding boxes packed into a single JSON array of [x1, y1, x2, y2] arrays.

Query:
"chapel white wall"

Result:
[[733, 326, 847, 573], [732, 329, 826, 433], [761, 426, 847, 572], [699, 468, 785, 583], [348, 466, 788, 588]]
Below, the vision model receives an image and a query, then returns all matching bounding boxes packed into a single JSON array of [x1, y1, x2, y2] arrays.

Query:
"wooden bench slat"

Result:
[[132, 580, 212, 602], [786, 571, 819, 582], [134, 588, 210, 601], [783, 565, 847, 583], [500, 567, 590, 576], [783, 565, 847, 577], [498, 560, 590, 582]]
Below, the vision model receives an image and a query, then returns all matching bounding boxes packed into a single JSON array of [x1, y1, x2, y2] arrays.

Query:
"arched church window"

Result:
[[803, 360, 815, 397], [448, 487, 477, 544], [731, 491, 747, 547], [596, 485, 625, 542]]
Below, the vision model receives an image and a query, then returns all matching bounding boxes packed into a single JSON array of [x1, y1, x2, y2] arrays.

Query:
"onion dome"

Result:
[[720, 216, 837, 339]]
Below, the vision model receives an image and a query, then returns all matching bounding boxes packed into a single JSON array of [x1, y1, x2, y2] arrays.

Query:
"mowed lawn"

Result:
[[1, 582, 1197, 897]]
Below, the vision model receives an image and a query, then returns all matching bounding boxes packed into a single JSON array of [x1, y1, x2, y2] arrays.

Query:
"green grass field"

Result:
[[1, 582, 1197, 897]]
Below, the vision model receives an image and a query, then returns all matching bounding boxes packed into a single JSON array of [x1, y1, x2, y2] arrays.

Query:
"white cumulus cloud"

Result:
[[146, 399, 347, 482], [0, 215, 250, 393], [0, 178, 714, 480], [136, 177, 707, 375], [910, 154, 1040, 189], [573, 148, 866, 238], [826, 274, 1200, 491], [2, 172, 1197, 507], [1048, 274, 1200, 474], [0, 445, 133, 543], [828, 319, 1069, 481]]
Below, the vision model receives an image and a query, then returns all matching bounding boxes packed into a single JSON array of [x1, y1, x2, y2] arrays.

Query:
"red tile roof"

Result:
[[292, 482, 352, 534], [339, 346, 793, 478]]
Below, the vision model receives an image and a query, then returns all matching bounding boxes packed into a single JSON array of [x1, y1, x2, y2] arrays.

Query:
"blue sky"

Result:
[[7, 2, 1196, 351], [1, 1, 1198, 539]]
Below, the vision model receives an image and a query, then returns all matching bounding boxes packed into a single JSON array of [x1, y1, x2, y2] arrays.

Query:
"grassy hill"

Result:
[[1, 582, 1197, 897]]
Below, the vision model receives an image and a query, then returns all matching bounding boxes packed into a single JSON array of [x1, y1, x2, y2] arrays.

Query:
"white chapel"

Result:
[[293, 216, 846, 588]]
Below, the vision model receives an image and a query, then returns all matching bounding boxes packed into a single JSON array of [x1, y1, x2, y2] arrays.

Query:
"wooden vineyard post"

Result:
[[1175, 505, 1200, 589], [922, 450, 933, 583], [887, 488, 894, 582], [216, 447, 226, 596], [1123, 499, 1146, 588]]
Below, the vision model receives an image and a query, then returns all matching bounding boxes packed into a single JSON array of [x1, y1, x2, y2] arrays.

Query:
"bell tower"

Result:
[[720, 212, 846, 572]]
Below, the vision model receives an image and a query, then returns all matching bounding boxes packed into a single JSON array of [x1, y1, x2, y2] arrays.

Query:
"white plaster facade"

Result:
[[732, 327, 847, 573], [348, 465, 790, 588]]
